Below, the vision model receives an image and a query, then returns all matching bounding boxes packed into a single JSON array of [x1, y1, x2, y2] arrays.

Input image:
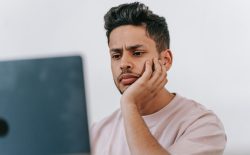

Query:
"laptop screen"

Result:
[[0, 56, 90, 155]]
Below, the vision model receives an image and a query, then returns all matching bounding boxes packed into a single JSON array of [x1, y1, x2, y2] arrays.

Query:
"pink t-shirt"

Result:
[[91, 94, 226, 155]]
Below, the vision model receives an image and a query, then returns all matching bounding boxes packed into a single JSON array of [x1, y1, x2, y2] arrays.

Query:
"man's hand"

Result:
[[120, 58, 170, 155], [121, 58, 168, 110]]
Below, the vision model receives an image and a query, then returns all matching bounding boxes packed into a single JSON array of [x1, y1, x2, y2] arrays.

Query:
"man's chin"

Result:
[[118, 85, 130, 94]]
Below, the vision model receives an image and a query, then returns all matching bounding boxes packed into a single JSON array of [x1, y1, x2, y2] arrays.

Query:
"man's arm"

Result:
[[121, 103, 170, 155], [121, 58, 170, 155]]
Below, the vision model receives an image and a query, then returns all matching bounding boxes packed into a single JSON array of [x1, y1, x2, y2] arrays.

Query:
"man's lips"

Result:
[[118, 74, 140, 85]]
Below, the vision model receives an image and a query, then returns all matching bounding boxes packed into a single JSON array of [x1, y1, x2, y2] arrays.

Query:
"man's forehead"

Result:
[[108, 25, 156, 51]]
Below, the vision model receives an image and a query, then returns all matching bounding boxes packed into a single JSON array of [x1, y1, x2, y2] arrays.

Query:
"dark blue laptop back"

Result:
[[0, 56, 90, 155]]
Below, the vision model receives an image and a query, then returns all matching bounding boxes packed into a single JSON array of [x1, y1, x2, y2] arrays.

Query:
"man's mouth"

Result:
[[119, 74, 140, 85]]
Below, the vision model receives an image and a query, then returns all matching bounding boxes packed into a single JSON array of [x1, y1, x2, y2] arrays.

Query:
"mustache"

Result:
[[117, 68, 141, 81]]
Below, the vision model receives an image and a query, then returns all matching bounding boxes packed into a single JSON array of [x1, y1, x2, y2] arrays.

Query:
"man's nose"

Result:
[[120, 54, 133, 70]]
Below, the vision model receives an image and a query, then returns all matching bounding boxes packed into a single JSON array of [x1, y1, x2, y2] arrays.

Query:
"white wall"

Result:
[[0, 0, 249, 154]]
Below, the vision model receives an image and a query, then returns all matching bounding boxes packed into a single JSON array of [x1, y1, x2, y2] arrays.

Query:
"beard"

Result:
[[113, 66, 145, 94], [113, 78, 126, 94]]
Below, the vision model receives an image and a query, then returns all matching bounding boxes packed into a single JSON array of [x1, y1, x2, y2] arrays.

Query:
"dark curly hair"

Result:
[[104, 2, 170, 52]]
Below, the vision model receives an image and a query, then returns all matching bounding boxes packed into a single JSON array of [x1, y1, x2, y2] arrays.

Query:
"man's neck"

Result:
[[139, 89, 175, 116]]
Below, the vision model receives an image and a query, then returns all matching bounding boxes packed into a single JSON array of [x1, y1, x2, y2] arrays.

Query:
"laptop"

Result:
[[0, 55, 91, 155]]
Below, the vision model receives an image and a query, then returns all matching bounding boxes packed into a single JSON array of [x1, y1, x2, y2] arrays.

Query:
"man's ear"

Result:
[[160, 49, 173, 71]]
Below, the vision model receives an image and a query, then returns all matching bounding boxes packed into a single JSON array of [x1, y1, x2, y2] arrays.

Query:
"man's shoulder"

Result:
[[167, 94, 226, 154], [170, 93, 223, 125], [173, 93, 214, 115], [91, 108, 122, 133], [173, 93, 225, 132], [90, 109, 124, 151]]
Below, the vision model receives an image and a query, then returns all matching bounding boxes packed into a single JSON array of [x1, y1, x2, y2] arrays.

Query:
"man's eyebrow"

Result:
[[110, 44, 144, 53], [110, 48, 122, 53], [126, 44, 144, 51]]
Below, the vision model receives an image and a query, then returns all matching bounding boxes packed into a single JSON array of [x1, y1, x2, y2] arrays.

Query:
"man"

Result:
[[91, 2, 226, 155]]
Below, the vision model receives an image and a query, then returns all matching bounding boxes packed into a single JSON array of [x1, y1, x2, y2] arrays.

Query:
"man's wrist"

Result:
[[120, 99, 139, 112]]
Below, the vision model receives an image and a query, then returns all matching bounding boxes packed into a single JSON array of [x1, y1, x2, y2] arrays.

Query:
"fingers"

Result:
[[137, 58, 167, 91], [149, 58, 167, 88], [139, 60, 153, 81], [155, 76, 168, 93], [150, 58, 162, 83]]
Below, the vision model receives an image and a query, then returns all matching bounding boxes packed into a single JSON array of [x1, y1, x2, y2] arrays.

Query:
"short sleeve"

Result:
[[168, 112, 227, 155]]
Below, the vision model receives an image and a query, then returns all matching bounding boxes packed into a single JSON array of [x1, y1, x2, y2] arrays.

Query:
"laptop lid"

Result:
[[0, 55, 90, 155]]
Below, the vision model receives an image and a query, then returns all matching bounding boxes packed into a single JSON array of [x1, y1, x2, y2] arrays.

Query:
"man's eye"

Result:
[[133, 51, 143, 56], [112, 54, 121, 59]]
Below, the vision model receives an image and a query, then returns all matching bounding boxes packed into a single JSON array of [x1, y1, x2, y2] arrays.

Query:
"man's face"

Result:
[[108, 25, 161, 94]]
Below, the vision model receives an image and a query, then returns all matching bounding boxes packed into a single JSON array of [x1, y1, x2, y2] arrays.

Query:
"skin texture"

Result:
[[109, 25, 175, 155]]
